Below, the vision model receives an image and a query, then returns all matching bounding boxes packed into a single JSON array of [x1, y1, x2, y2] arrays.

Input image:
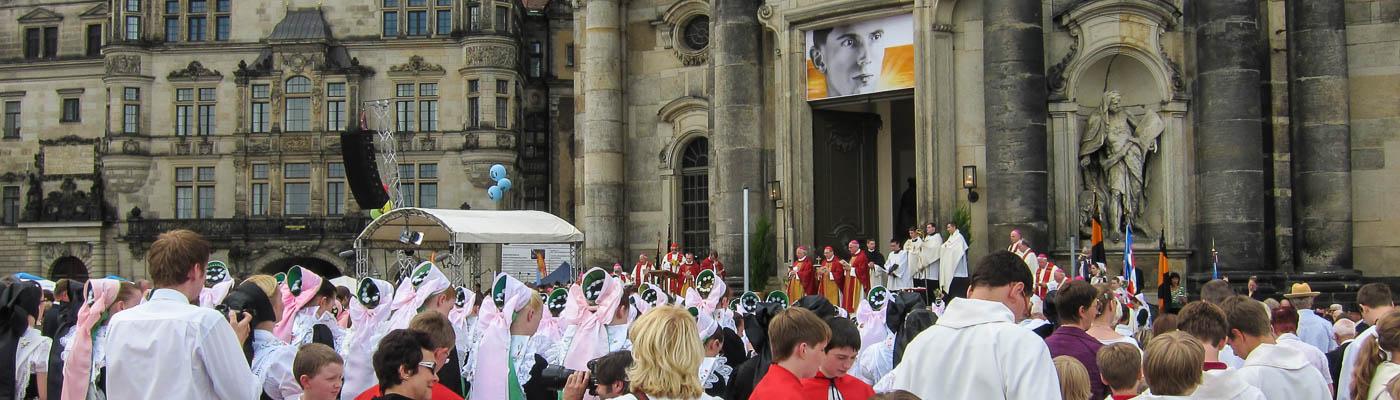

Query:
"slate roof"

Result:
[[268, 9, 331, 41]]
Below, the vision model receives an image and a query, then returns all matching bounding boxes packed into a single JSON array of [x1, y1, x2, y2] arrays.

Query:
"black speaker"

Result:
[[341, 126, 390, 210]]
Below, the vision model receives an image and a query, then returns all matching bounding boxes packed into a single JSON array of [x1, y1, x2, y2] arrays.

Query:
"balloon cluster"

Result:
[[488, 164, 512, 202]]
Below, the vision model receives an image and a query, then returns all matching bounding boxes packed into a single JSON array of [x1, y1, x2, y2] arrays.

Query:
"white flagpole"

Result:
[[743, 186, 751, 293]]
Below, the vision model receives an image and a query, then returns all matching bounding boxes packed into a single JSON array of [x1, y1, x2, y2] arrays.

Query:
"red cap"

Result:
[[670, 242, 680, 249], [824, 246, 834, 252]]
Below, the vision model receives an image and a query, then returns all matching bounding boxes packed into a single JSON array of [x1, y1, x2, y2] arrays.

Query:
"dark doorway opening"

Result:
[[50, 256, 89, 281], [259, 257, 343, 280]]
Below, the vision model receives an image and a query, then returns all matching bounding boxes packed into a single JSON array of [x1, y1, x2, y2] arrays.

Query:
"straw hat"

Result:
[[1284, 282, 1321, 299]]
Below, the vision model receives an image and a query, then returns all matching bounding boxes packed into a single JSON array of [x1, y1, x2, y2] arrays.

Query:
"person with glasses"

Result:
[[1045, 280, 1107, 399], [883, 251, 1058, 399], [367, 330, 438, 400], [563, 351, 633, 400]]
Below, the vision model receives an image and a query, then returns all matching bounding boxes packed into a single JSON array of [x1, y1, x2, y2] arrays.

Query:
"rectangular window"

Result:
[[566, 44, 575, 67], [284, 163, 310, 179], [216, 0, 230, 12], [24, 28, 40, 59], [126, 16, 140, 40], [2, 186, 18, 225], [436, 10, 452, 35], [199, 88, 215, 101], [383, 12, 398, 36], [176, 186, 194, 218], [496, 79, 508, 94], [3, 102, 18, 138], [61, 98, 80, 122], [176, 166, 194, 182], [396, 84, 413, 97], [419, 183, 437, 208], [468, 79, 479, 93], [419, 100, 437, 132], [175, 105, 191, 135], [327, 82, 346, 97], [407, 11, 428, 35], [197, 185, 215, 218], [165, 18, 180, 41], [395, 101, 414, 132], [166, 0, 179, 14], [250, 102, 268, 133], [327, 100, 345, 131], [284, 98, 310, 132], [496, 97, 507, 128], [468, 97, 479, 128], [188, 16, 206, 41], [86, 24, 103, 56], [419, 83, 438, 96], [399, 164, 415, 180], [252, 164, 268, 179], [124, 87, 140, 101], [384, 0, 399, 6], [250, 183, 268, 216], [495, 6, 508, 32], [252, 84, 269, 99], [198, 166, 215, 181], [284, 183, 310, 215], [326, 181, 344, 215], [198, 104, 215, 135], [128, 0, 142, 12], [43, 26, 57, 57], [419, 164, 437, 179], [468, 6, 479, 30], [409, 0, 426, 6], [177, 88, 193, 102], [189, 0, 207, 13], [437, 0, 451, 5], [123, 105, 140, 134], [215, 16, 230, 41]]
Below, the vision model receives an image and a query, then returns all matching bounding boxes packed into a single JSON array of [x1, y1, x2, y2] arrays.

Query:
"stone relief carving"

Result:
[[167, 61, 224, 81], [283, 136, 315, 152], [1047, 31, 1079, 100], [1079, 91, 1164, 233], [391, 55, 446, 75], [661, 0, 710, 67], [106, 55, 141, 75], [282, 53, 320, 74], [461, 47, 516, 69], [40, 242, 94, 265], [40, 178, 100, 222]]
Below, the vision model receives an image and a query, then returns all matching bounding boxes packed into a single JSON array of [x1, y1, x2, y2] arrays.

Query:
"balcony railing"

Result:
[[123, 215, 370, 242]]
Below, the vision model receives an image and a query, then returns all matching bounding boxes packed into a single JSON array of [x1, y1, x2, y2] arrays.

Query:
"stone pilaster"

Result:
[[983, 0, 1050, 249], [581, 0, 625, 266], [1194, 0, 1268, 272], [1289, 0, 1353, 271], [711, 0, 763, 276]]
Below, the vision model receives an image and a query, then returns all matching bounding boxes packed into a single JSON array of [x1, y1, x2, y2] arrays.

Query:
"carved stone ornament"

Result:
[[168, 61, 224, 81], [106, 55, 141, 75], [40, 242, 95, 266], [661, 0, 710, 67], [461, 47, 517, 70], [390, 55, 447, 76], [276, 242, 319, 257], [282, 53, 319, 74]]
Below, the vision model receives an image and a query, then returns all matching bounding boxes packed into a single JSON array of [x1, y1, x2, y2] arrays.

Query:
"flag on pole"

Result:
[[1091, 216, 1107, 272], [1211, 239, 1220, 280], [1123, 223, 1137, 296], [1157, 231, 1168, 286]]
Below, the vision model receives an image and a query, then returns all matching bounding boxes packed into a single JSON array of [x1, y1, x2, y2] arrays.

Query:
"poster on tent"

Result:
[[501, 243, 577, 283], [804, 13, 916, 101]]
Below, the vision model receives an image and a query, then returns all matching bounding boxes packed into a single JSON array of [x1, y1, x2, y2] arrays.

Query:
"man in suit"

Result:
[[1327, 318, 1357, 384]]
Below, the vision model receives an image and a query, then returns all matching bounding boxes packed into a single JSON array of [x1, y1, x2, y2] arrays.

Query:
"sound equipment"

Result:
[[341, 126, 390, 210]]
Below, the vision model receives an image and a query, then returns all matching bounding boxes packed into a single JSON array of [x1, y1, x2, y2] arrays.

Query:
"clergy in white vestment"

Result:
[[916, 224, 943, 295], [1218, 295, 1331, 400], [887, 250, 1059, 399], [1339, 283, 1395, 400], [883, 240, 914, 291], [939, 223, 970, 299], [1007, 230, 1038, 276], [901, 227, 925, 290], [1174, 301, 1267, 400]]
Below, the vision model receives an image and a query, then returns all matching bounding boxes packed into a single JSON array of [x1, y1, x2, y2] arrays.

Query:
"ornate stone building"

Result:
[[0, 0, 575, 281]]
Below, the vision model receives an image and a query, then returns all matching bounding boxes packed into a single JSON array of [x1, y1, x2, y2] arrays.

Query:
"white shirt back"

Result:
[[889, 298, 1060, 399], [1277, 333, 1334, 384], [1340, 325, 1380, 400], [1234, 343, 1332, 400], [1192, 368, 1267, 400], [1298, 310, 1339, 353], [104, 289, 260, 400]]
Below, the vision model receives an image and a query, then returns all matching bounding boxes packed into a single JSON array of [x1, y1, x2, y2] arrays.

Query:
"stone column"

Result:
[[1289, 0, 1352, 271], [983, 0, 1050, 249], [1194, 0, 1267, 272], [581, 0, 625, 266], [711, 0, 763, 277]]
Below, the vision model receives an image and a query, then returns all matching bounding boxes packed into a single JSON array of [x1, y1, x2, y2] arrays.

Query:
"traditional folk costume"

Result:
[[547, 268, 628, 372], [218, 278, 299, 400], [277, 266, 345, 350], [340, 277, 394, 400], [787, 250, 815, 300], [818, 249, 844, 308], [440, 286, 479, 396], [384, 261, 452, 332], [198, 260, 235, 309], [688, 281, 734, 397], [1033, 255, 1067, 298], [467, 273, 551, 400], [884, 298, 1059, 399], [59, 279, 123, 400], [2, 282, 48, 400], [528, 288, 568, 358], [939, 229, 970, 300]]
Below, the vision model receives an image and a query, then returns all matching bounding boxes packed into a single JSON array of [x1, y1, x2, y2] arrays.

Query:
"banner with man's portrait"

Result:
[[804, 13, 916, 101]]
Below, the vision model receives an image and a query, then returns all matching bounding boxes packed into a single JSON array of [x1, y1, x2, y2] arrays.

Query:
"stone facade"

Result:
[[0, 0, 573, 286]]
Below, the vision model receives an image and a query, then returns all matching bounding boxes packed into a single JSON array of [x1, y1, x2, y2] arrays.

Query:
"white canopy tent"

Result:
[[353, 208, 584, 285]]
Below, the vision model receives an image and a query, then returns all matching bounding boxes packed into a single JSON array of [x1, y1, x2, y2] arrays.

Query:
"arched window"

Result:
[[680, 137, 710, 257], [285, 76, 311, 93]]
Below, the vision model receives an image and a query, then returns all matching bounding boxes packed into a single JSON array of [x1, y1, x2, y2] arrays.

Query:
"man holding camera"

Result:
[[562, 351, 633, 400]]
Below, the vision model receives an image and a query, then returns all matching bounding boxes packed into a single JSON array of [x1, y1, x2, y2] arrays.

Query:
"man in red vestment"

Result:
[[819, 246, 845, 307], [1034, 254, 1067, 299], [842, 240, 871, 311], [700, 250, 726, 280], [632, 253, 654, 287], [790, 246, 817, 298], [678, 252, 700, 294]]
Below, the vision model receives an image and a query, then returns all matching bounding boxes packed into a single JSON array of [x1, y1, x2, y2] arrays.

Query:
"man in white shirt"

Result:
[[105, 229, 258, 400], [1337, 283, 1394, 400], [1271, 306, 1333, 387], [887, 250, 1059, 399], [1220, 295, 1331, 400], [1284, 283, 1338, 354]]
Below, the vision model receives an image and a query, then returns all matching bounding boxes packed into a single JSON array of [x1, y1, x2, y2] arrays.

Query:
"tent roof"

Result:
[[357, 208, 583, 245]]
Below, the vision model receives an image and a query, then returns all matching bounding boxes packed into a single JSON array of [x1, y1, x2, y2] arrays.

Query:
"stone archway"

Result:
[[49, 256, 90, 281]]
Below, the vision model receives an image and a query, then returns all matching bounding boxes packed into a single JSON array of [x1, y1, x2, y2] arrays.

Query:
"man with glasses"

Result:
[[365, 330, 439, 400], [563, 351, 633, 400], [884, 251, 1059, 399]]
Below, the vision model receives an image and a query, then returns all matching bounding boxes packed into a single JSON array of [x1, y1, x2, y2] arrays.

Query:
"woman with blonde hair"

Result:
[[1088, 285, 1139, 348], [615, 306, 718, 400], [1053, 355, 1092, 400], [1351, 310, 1400, 400]]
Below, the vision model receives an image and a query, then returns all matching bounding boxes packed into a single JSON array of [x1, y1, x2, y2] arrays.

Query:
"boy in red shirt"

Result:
[[751, 307, 831, 400], [802, 317, 875, 400], [1095, 342, 1142, 400]]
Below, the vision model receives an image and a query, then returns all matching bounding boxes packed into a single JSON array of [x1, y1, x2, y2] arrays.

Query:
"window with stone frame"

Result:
[[249, 83, 270, 133], [126, 15, 140, 41], [529, 41, 544, 78], [23, 26, 59, 59], [3, 101, 19, 138], [163, 0, 231, 42], [467, 2, 481, 32], [326, 162, 346, 215], [250, 163, 269, 216], [86, 24, 103, 57], [494, 79, 509, 128], [174, 86, 216, 135], [394, 82, 438, 132], [283, 163, 311, 215], [679, 137, 710, 257], [398, 163, 437, 208], [494, 5, 509, 33], [175, 166, 216, 219], [383, 0, 454, 38], [284, 76, 312, 132], [2, 186, 18, 225], [122, 87, 141, 134], [326, 82, 347, 131], [60, 97, 80, 123]]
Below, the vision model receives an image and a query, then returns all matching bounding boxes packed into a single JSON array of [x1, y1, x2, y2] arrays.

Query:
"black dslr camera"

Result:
[[534, 358, 604, 395]]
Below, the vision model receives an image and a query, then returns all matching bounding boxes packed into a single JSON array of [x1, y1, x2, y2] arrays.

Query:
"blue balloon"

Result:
[[487, 185, 503, 201], [490, 164, 507, 181], [497, 177, 512, 191]]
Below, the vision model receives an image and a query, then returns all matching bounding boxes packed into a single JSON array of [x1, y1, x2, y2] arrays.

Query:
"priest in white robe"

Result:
[[1007, 230, 1038, 276], [916, 226, 943, 298], [884, 239, 914, 291], [939, 223, 970, 300]]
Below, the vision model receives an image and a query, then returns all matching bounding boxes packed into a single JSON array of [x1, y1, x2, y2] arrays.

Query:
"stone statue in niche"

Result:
[[1079, 91, 1164, 233]]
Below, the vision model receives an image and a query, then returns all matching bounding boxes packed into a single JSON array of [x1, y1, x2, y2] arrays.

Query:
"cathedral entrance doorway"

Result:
[[810, 95, 916, 253]]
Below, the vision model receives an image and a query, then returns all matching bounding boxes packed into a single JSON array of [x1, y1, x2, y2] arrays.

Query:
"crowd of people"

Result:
[[0, 227, 1394, 400]]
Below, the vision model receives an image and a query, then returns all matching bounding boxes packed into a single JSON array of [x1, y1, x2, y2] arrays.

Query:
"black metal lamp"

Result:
[[963, 165, 979, 203]]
